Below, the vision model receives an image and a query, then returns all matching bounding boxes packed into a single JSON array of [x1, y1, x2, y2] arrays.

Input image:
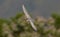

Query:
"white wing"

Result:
[[22, 5, 37, 31]]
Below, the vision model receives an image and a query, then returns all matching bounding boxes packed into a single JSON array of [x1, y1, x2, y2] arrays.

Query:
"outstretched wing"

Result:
[[22, 5, 37, 31]]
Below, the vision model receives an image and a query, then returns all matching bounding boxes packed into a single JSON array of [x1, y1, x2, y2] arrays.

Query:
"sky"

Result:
[[0, 0, 60, 18]]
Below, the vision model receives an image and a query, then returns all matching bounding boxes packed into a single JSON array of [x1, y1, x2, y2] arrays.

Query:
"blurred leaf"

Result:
[[51, 13, 60, 29]]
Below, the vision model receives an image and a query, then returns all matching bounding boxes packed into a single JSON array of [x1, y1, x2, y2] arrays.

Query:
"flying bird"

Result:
[[22, 5, 37, 31]]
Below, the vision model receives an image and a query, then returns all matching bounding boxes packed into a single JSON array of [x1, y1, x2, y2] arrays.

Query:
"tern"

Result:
[[22, 5, 37, 31]]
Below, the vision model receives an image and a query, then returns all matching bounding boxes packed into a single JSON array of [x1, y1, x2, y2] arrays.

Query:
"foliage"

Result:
[[0, 12, 60, 37], [51, 13, 60, 29]]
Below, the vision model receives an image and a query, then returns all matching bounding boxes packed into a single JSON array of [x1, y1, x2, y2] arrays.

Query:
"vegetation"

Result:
[[52, 13, 60, 29], [0, 12, 60, 37]]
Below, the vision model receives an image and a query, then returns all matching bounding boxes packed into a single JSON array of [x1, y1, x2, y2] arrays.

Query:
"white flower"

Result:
[[31, 32, 40, 37], [47, 17, 55, 24], [35, 16, 46, 23], [8, 33, 13, 37], [57, 29, 60, 34], [11, 22, 18, 31], [48, 34, 53, 37], [39, 23, 45, 27], [35, 16, 47, 27], [2, 23, 10, 34]]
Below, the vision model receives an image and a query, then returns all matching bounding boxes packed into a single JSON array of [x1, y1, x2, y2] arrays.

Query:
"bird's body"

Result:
[[22, 5, 37, 31]]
